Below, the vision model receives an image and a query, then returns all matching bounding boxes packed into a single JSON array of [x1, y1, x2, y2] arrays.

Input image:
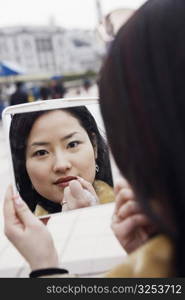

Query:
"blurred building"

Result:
[[0, 26, 105, 76]]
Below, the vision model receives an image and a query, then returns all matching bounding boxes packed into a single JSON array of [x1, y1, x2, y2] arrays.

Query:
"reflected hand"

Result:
[[62, 177, 98, 211], [111, 178, 157, 254], [3, 185, 59, 271]]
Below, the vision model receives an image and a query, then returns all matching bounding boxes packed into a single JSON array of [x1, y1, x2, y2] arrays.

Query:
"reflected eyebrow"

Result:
[[30, 132, 80, 147]]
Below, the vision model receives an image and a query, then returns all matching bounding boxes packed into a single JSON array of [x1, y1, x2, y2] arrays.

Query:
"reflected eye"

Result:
[[33, 149, 48, 156], [67, 141, 80, 148]]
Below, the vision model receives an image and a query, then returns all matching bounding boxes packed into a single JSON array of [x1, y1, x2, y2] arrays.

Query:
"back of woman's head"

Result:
[[99, 0, 185, 276]]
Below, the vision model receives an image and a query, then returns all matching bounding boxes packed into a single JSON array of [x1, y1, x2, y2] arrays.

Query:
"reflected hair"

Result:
[[10, 106, 113, 213]]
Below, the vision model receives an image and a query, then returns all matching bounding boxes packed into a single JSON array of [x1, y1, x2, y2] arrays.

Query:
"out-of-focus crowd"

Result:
[[0, 77, 94, 119]]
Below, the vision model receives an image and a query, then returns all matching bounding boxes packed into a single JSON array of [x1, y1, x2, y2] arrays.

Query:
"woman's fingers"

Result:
[[3, 185, 14, 222], [111, 213, 155, 253], [3, 186, 24, 240], [76, 177, 97, 198], [114, 188, 135, 214], [114, 177, 131, 195], [112, 213, 151, 238], [117, 200, 141, 219], [13, 195, 40, 227], [4, 185, 40, 237], [111, 179, 158, 253], [69, 180, 86, 199], [63, 182, 89, 209], [3, 185, 22, 233], [3, 186, 59, 271], [63, 179, 97, 210]]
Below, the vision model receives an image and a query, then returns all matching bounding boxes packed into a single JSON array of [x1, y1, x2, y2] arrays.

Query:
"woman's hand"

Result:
[[3, 185, 59, 271], [62, 177, 98, 211], [111, 178, 157, 254]]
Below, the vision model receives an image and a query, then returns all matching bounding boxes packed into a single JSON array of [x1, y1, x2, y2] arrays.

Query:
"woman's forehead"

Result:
[[35, 110, 80, 127], [27, 110, 87, 140]]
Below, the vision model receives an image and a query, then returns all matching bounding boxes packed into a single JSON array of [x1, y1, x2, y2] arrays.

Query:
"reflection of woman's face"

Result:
[[26, 110, 96, 204]]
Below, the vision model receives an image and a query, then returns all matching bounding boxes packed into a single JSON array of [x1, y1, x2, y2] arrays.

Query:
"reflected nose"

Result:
[[53, 152, 72, 173]]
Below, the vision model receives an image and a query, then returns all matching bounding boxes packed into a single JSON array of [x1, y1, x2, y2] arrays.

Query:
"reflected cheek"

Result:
[[25, 159, 61, 202], [77, 152, 96, 183], [26, 160, 48, 188]]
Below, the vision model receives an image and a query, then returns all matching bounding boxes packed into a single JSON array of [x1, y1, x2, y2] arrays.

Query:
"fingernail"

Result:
[[112, 214, 119, 222], [13, 195, 23, 206], [112, 215, 116, 222], [77, 176, 84, 181]]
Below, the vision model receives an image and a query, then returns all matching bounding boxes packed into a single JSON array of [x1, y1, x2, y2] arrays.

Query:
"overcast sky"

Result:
[[0, 0, 146, 29]]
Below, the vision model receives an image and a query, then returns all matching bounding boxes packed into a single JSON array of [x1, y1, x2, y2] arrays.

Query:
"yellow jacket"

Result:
[[105, 234, 175, 277]]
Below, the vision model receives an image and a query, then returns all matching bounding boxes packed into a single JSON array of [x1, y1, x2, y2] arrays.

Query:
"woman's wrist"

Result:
[[30, 254, 59, 271]]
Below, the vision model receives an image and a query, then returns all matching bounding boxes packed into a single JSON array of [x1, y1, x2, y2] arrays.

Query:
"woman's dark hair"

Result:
[[99, 0, 185, 276], [10, 106, 113, 214]]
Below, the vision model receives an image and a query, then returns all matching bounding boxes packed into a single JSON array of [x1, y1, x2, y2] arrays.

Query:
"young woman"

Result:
[[9, 106, 114, 216], [4, 0, 183, 277]]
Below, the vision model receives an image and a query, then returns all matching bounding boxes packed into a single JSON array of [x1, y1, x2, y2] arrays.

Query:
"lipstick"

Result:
[[54, 176, 77, 188]]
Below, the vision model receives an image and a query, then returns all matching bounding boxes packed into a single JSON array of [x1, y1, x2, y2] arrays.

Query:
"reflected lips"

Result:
[[54, 176, 77, 188]]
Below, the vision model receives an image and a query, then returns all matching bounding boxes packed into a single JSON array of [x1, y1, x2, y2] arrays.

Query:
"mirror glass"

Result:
[[4, 98, 115, 218]]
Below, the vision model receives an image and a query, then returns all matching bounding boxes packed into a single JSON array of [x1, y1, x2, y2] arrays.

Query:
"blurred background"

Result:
[[0, 0, 146, 109]]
